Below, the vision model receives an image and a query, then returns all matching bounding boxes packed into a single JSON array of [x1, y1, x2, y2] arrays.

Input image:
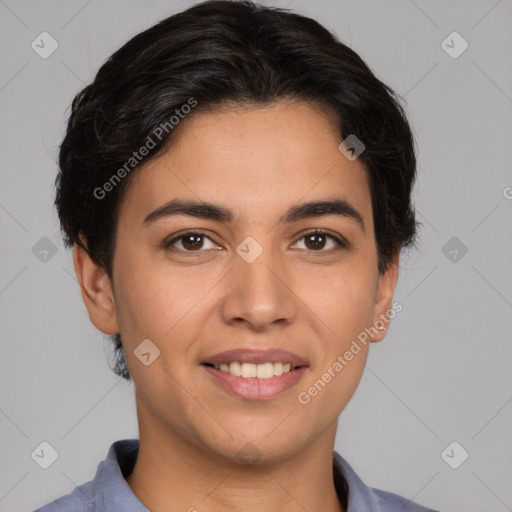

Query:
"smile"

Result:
[[202, 363, 308, 400], [205, 361, 301, 378]]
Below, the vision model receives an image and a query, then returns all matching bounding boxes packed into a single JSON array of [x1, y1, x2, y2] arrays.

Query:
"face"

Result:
[[75, 101, 399, 464]]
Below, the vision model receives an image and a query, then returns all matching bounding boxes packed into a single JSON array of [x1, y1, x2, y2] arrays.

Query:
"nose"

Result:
[[220, 243, 297, 332]]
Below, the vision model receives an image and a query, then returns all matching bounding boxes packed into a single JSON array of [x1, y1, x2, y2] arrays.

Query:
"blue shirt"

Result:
[[33, 439, 440, 511]]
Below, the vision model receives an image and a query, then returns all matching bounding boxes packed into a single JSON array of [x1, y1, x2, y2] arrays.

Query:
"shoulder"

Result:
[[32, 484, 95, 512], [32, 438, 141, 512], [370, 486, 441, 511], [333, 451, 440, 512]]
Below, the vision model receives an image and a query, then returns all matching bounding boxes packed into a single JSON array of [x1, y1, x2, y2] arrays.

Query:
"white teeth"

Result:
[[230, 361, 241, 375], [241, 362, 257, 378], [256, 362, 274, 379], [273, 362, 283, 376], [212, 361, 296, 378]]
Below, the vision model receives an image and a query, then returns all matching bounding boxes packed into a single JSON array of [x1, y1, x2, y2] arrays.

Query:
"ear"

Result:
[[72, 236, 120, 335], [370, 248, 400, 343]]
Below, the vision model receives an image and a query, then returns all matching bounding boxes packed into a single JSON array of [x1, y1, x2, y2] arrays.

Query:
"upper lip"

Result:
[[202, 349, 308, 368]]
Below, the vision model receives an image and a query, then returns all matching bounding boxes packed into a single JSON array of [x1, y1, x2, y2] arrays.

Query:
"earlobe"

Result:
[[72, 237, 120, 335], [370, 249, 400, 343]]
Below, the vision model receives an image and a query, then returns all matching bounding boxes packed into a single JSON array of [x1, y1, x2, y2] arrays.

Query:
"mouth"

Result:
[[201, 361, 306, 378], [201, 349, 309, 400]]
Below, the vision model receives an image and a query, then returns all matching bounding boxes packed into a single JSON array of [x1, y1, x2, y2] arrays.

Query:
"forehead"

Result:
[[117, 101, 372, 231]]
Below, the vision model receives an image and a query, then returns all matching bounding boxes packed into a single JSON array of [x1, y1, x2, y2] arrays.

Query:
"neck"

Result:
[[125, 396, 345, 512]]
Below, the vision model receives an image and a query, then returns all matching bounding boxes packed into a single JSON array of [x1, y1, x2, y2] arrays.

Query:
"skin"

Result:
[[73, 100, 399, 512]]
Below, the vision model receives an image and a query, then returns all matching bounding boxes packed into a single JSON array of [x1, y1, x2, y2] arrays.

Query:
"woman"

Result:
[[35, 1, 438, 510]]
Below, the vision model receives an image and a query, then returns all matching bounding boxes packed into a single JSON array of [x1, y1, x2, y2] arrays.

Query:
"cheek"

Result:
[[113, 247, 194, 334], [112, 250, 215, 379], [305, 266, 377, 345], [292, 341, 369, 441], [296, 288, 372, 425]]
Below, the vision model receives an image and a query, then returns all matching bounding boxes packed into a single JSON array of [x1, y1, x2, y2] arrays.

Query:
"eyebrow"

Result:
[[142, 198, 365, 232]]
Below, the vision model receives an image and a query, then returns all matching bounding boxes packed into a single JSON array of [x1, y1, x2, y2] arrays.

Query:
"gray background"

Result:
[[1, 0, 511, 511]]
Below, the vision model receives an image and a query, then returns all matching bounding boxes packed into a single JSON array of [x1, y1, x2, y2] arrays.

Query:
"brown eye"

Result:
[[180, 234, 204, 250], [293, 230, 348, 252], [304, 233, 328, 250], [164, 229, 348, 254], [165, 231, 217, 252]]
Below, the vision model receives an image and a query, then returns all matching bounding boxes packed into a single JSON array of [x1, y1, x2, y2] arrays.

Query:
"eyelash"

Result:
[[163, 229, 349, 254]]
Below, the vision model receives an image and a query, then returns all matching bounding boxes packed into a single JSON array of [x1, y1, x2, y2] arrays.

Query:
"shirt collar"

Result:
[[88, 438, 383, 511]]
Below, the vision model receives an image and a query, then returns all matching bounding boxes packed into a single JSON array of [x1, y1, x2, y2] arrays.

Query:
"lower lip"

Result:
[[202, 365, 308, 400]]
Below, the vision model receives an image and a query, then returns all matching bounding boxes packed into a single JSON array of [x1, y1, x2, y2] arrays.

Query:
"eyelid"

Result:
[[164, 228, 349, 252], [297, 228, 350, 249], [164, 229, 220, 250]]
